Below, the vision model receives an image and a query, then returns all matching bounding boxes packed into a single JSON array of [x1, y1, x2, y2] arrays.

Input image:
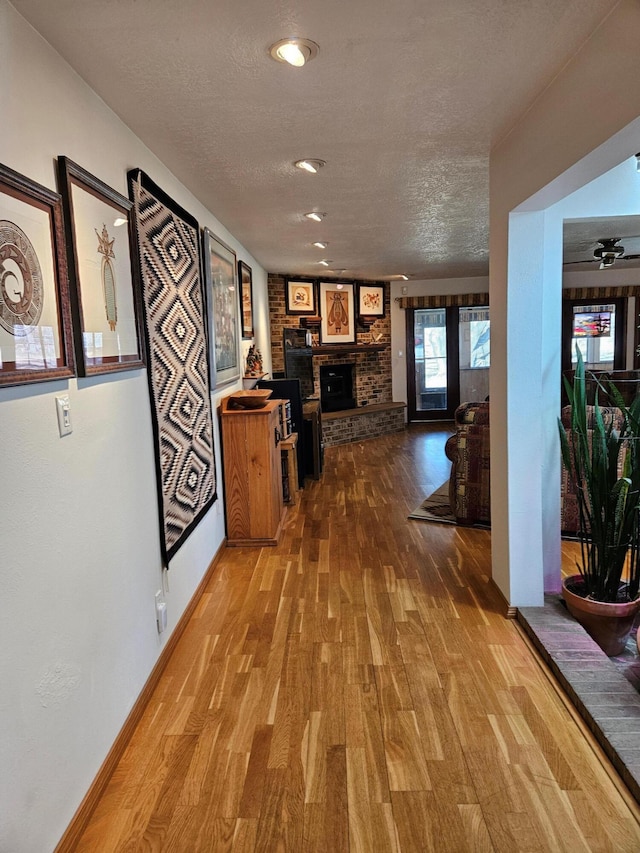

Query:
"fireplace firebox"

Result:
[[320, 363, 356, 412]]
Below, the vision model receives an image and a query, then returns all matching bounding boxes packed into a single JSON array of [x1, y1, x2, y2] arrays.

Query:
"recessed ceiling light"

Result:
[[113, 217, 127, 227], [319, 260, 333, 266], [294, 159, 326, 174], [269, 38, 319, 68], [304, 212, 326, 222], [389, 274, 410, 280], [312, 241, 328, 249]]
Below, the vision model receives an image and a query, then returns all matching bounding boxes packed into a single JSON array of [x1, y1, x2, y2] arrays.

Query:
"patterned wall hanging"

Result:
[[128, 169, 216, 564]]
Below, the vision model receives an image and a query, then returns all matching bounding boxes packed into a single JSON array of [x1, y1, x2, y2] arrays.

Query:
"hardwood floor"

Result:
[[76, 425, 640, 851]]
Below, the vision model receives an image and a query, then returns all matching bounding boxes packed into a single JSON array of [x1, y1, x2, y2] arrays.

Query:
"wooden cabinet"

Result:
[[220, 396, 284, 546]]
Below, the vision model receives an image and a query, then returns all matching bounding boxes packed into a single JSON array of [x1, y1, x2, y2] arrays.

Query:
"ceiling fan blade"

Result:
[[621, 254, 640, 260], [563, 258, 600, 265]]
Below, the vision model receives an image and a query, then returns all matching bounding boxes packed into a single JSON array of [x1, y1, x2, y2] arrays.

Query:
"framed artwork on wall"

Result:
[[358, 283, 385, 318], [57, 156, 145, 376], [285, 278, 317, 315], [203, 228, 241, 387], [238, 260, 254, 339], [319, 281, 356, 344], [0, 162, 75, 386]]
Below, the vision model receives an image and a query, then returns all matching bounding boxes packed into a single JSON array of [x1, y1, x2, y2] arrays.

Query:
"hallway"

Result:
[[76, 427, 640, 851]]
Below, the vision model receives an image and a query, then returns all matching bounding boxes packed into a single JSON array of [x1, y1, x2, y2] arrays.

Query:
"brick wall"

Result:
[[322, 406, 406, 447], [267, 274, 392, 407]]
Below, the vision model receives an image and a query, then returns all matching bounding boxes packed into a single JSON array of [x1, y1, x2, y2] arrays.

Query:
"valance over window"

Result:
[[562, 286, 640, 300], [397, 285, 640, 310], [396, 293, 489, 309]]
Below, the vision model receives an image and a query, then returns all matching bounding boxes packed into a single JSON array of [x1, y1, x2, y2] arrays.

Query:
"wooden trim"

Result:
[[54, 542, 227, 853], [489, 577, 518, 618]]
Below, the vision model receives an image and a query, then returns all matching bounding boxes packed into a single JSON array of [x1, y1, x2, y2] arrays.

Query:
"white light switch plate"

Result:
[[55, 395, 72, 437]]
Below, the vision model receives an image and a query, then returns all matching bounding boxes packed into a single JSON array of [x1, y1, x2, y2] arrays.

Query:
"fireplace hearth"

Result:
[[320, 363, 356, 412]]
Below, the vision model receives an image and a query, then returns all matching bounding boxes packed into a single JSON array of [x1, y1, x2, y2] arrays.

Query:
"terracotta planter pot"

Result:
[[562, 574, 640, 656]]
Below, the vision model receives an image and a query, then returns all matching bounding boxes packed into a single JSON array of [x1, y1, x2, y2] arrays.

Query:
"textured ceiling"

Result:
[[563, 216, 640, 271], [11, 0, 619, 280]]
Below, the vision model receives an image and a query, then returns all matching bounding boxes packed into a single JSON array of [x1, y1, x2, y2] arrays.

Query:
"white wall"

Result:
[[489, 0, 640, 605], [0, 4, 269, 850]]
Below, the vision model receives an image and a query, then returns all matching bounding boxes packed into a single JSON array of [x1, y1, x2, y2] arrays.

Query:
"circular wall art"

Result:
[[0, 219, 44, 335]]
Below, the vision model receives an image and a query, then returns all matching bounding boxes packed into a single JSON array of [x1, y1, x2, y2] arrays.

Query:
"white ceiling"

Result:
[[563, 216, 640, 270], [11, 0, 620, 281]]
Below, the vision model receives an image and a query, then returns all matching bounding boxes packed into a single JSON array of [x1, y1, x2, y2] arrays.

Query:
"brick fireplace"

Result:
[[320, 363, 356, 412], [267, 274, 405, 445]]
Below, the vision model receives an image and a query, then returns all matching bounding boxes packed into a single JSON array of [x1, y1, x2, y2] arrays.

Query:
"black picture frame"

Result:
[[285, 277, 317, 315], [238, 260, 254, 339], [57, 156, 145, 376], [203, 228, 241, 388], [0, 162, 75, 386], [357, 283, 385, 318], [319, 281, 356, 344]]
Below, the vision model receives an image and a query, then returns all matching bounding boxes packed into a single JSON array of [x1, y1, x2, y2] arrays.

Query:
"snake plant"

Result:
[[559, 349, 640, 602]]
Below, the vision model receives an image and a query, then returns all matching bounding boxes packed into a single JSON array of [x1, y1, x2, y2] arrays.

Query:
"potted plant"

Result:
[[558, 349, 640, 655]]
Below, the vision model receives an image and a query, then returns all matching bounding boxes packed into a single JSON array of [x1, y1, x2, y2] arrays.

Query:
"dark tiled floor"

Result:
[[518, 597, 640, 803]]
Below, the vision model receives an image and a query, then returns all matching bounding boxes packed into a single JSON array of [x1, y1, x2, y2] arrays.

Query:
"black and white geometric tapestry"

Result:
[[129, 170, 216, 564]]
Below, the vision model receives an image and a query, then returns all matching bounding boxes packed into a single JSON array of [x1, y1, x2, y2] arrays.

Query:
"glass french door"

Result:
[[407, 306, 490, 421], [562, 298, 624, 374]]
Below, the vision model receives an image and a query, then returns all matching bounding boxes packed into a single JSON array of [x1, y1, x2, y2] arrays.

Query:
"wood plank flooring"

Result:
[[75, 426, 640, 851]]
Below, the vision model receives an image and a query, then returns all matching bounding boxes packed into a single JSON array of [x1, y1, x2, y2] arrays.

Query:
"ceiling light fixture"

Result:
[[113, 217, 127, 227], [312, 241, 328, 249], [269, 38, 319, 68], [304, 212, 326, 222], [294, 159, 325, 174], [319, 260, 332, 266], [388, 274, 409, 280]]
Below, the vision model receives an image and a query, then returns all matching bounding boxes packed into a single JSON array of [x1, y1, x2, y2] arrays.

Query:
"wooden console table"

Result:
[[220, 396, 284, 546]]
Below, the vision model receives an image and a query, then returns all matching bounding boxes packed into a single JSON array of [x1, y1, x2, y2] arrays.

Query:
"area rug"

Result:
[[129, 169, 217, 564], [409, 483, 458, 524], [409, 482, 489, 529], [410, 483, 576, 539]]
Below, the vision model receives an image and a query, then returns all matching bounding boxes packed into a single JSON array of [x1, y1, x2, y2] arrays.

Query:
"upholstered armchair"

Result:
[[445, 402, 491, 525], [559, 403, 626, 534], [445, 401, 624, 531]]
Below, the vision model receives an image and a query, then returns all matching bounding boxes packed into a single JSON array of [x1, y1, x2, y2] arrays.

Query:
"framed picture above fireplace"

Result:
[[358, 283, 385, 318], [285, 278, 317, 315], [319, 281, 356, 344]]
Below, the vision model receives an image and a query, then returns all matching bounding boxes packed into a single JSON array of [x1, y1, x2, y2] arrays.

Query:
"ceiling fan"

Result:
[[564, 238, 640, 270]]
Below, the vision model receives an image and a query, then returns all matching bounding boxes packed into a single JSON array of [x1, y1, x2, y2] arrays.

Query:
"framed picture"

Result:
[[358, 283, 385, 318], [0, 162, 75, 386], [58, 157, 144, 376], [238, 260, 254, 339], [319, 281, 356, 344], [286, 278, 317, 315], [203, 228, 240, 387]]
